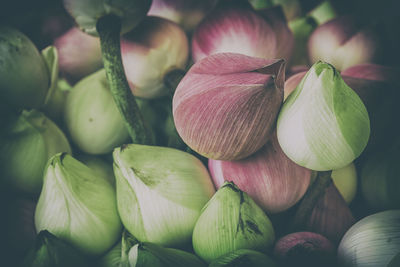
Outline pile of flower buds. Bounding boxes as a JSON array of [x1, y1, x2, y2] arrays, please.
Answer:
[[1, 0, 400, 266]]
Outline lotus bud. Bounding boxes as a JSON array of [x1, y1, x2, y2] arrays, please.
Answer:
[[0, 26, 50, 109], [209, 249, 277, 267], [0, 110, 72, 194], [192, 181, 275, 263], [191, 5, 294, 63], [63, 0, 152, 36], [54, 27, 102, 83], [35, 153, 122, 255], [338, 210, 400, 267], [277, 61, 370, 171], [273, 232, 336, 267], [128, 242, 206, 267], [208, 132, 311, 213], [64, 69, 129, 155], [148, 0, 217, 32], [360, 140, 400, 211], [77, 154, 115, 187], [331, 163, 357, 204], [173, 53, 285, 160], [113, 144, 215, 247], [21, 230, 89, 267], [121, 16, 189, 99], [308, 16, 380, 71], [305, 181, 356, 244]]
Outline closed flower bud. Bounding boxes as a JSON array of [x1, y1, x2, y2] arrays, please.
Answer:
[[209, 132, 311, 213], [173, 53, 285, 160], [128, 242, 206, 267], [0, 110, 71, 194], [277, 61, 370, 171], [21, 230, 89, 267], [0, 26, 50, 109], [308, 16, 380, 71], [63, 0, 152, 36], [148, 0, 217, 32], [54, 27, 102, 84], [35, 153, 122, 255], [121, 16, 189, 99], [192, 5, 293, 63], [113, 144, 215, 247], [192, 182, 275, 263], [64, 69, 129, 155]]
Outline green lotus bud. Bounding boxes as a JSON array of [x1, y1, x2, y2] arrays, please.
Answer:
[[113, 144, 215, 247], [0, 26, 50, 109], [63, 0, 152, 36], [64, 69, 129, 154], [209, 249, 277, 267], [21, 230, 89, 267], [0, 110, 71, 194], [192, 182, 275, 263], [128, 242, 206, 267], [35, 153, 122, 255], [277, 61, 370, 171]]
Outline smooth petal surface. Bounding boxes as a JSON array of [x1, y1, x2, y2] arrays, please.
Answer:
[[173, 53, 285, 160], [277, 61, 370, 171], [209, 133, 311, 213], [35, 154, 122, 255], [192, 6, 279, 62], [113, 144, 215, 247], [121, 16, 189, 98]]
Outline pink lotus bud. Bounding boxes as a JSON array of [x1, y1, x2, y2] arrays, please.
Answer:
[[54, 27, 102, 84], [308, 16, 380, 71], [121, 16, 189, 99], [273, 232, 336, 267], [173, 53, 285, 160], [148, 0, 217, 32], [192, 5, 294, 63], [208, 132, 311, 213]]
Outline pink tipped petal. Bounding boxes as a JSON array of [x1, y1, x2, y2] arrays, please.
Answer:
[[284, 71, 307, 100], [342, 63, 400, 84], [192, 7, 279, 62]]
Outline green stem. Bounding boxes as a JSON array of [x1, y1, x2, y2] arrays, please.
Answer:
[[291, 171, 332, 231], [96, 15, 153, 145]]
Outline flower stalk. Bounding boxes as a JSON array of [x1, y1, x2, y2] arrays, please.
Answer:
[[96, 15, 153, 145]]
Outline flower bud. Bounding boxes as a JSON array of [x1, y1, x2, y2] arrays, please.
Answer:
[[308, 16, 380, 71], [209, 249, 277, 267], [173, 53, 285, 160], [128, 242, 206, 267], [121, 16, 189, 99], [0, 110, 72, 194], [209, 132, 311, 213], [63, 0, 152, 36], [21, 230, 89, 267], [148, 0, 217, 32], [113, 144, 215, 247], [64, 69, 129, 155], [191, 5, 293, 63], [192, 182, 275, 263], [277, 61, 370, 171], [273, 232, 336, 267], [54, 27, 102, 84], [35, 153, 122, 255], [0, 26, 50, 109]]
